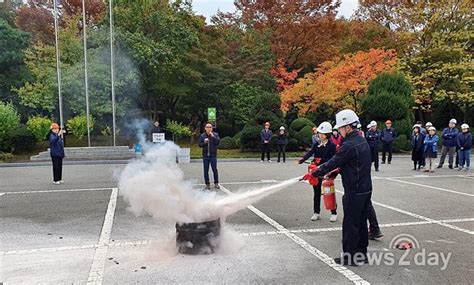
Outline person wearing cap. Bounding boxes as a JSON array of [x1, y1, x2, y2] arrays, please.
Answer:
[[260, 122, 273, 163], [411, 125, 425, 171], [381, 120, 397, 165], [366, 121, 381, 171], [199, 122, 221, 190], [49, 123, 65, 185], [457, 124, 472, 171], [276, 126, 288, 163], [299, 122, 338, 222], [437, 119, 459, 169], [330, 128, 343, 150], [304, 110, 373, 266], [423, 127, 439, 173]]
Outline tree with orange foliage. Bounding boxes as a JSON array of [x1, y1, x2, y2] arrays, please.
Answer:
[[269, 59, 301, 92], [281, 49, 397, 115]]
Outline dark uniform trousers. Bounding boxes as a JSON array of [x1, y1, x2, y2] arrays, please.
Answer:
[[342, 193, 371, 257]]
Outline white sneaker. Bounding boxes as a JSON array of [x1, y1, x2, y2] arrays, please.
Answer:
[[260, 160, 264, 163], [268, 160, 272, 163], [59, 180, 64, 184], [330, 214, 338, 222], [53, 181, 60, 185], [310, 213, 320, 221]]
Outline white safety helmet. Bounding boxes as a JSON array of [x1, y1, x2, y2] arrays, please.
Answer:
[[280, 126, 285, 130], [449, 118, 457, 124], [461, 123, 469, 130], [317, 122, 333, 134], [425, 122, 433, 127], [428, 126, 436, 132], [370, 121, 377, 127], [334, 109, 359, 129]]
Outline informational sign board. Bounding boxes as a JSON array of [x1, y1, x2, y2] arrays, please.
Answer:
[[208, 107, 216, 123], [152, 133, 165, 143]]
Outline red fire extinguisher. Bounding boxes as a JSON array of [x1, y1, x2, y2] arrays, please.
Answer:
[[307, 163, 319, 186], [321, 169, 339, 211]]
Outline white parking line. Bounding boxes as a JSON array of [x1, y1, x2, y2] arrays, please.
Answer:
[[460, 175, 474, 180], [335, 189, 474, 235], [3, 217, 473, 257], [0, 192, 5, 197], [386, 178, 474, 197], [87, 188, 118, 285], [3, 187, 112, 195], [219, 185, 370, 285]]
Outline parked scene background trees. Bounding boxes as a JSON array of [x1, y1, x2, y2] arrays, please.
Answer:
[[0, 0, 472, 154]]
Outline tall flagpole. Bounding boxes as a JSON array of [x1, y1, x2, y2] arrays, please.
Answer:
[[53, 0, 64, 128], [82, 0, 91, 147], [109, 0, 116, 146]]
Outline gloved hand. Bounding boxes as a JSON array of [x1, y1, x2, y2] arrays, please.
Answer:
[[298, 158, 305, 164]]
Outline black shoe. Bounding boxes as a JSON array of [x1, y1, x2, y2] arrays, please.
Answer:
[[375, 169, 379, 172], [333, 257, 360, 267], [214, 183, 220, 189], [437, 165, 442, 169], [448, 165, 453, 169], [381, 161, 385, 164], [205, 184, 211, 190], [388, 161, 391, 164], [369, 229, 384, 240]]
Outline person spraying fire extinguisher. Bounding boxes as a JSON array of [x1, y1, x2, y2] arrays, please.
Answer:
[[303, 109, 374, 267], [299, 122, 337, 222]]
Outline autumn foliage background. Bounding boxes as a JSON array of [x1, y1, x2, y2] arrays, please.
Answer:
[[0, 0, 472, 153]]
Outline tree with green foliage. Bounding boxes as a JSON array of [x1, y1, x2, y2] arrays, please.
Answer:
[[26, 116, 52, 141], [0, 19, 30, 105], [67, 114, 94, 140]]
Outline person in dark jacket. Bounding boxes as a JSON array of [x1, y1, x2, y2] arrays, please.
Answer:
[[381, 120, 396, 164], [366, 121, 380, 171], [424, 127, 439, 173], [305, 109, 373, 266], [457, 124, 472, 171], [276, 126, 288, 163], [411, 125, 425, 171], [49, 123, 65, 185], [260, 122, 273, 162], [199, 123, 221, 190], [438, 119, 459, 169], [150, 121, 163, 143], [299, 122, 337, 222]]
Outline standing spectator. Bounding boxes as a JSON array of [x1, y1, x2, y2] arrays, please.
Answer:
[[419, 122, 432, 168], [457, 124, 472, 171], [411, 125, 425, 171], [311, 126, 320, 145], [330, 128, 343, 150], [199, 123, 221, 190], [381, 120, 396, 164], [357, 123, 364, 137], [299, 122, 337, 222], [437, 119, 459, 169], [150, 121, 162, 142], [49, 123, 65, 185], [276, 126, 288, 163], [366, 121, 381, 172], [424, 127, 439, 173], [260, 122, 273, 163]]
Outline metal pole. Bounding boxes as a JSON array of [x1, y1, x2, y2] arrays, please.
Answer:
[[53, 0, 64, 128], [82, 0, 91, 147], [109, 0, 116, 146]]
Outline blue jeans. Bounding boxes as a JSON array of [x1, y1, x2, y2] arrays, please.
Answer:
[[203, 156, 218, 184], [458, 149, 471, 168]]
